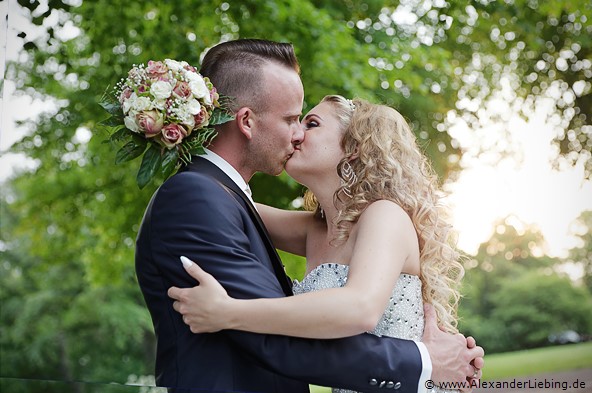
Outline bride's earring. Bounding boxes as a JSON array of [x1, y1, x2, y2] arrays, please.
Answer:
[[341, 161, 357, 198]]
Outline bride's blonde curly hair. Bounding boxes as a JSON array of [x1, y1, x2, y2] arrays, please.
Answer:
[[303, 95, 463, 333]]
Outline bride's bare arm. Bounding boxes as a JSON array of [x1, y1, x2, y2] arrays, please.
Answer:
[[169, 200, 419, 338], [255, 203, 313, 256]]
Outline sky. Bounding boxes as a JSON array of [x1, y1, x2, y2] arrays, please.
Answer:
[[2, 1, 591, 265], [444, 101, 592, 259]]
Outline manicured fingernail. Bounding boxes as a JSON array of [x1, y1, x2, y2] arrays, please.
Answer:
[[180, 256, 193, 269]]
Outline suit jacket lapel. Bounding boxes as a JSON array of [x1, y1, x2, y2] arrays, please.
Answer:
[[182, 157, 294, 296]]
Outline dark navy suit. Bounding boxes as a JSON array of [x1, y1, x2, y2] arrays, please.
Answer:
[[135, 157, 422, 392]]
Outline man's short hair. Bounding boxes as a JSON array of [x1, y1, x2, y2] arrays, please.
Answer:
[[200, 39, 300, 112]]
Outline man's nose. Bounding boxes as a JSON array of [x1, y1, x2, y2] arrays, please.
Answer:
[[292, 123, 305, 145]]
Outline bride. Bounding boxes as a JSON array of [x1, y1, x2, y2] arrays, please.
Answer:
[[169, 95, 481, 391]]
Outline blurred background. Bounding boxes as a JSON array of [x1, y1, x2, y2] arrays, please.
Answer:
[[1, 0, 591, 392]]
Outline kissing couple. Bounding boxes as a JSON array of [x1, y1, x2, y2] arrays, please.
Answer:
[[135, 38, 484, 393]]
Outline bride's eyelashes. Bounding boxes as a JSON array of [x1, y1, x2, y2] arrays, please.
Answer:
[[304, 119, 319, 130]]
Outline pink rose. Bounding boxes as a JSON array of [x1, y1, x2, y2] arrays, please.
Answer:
[[173, 81, 192, 99], [147, 60, 168, 77], [193, 106, 210, 128], [119, 87, 132, 104], [210, 87, 219, 106], [127, 67, 142, 79], [136, 110, 164, 137], [161, 123, 187, 147]]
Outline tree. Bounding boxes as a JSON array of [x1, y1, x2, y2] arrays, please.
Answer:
[[489, 271, 592, 352], [458, 217, 592, 353], [567, 210, 592, 292], [0, 187, 155, 391], [442, 0, 592, 176]]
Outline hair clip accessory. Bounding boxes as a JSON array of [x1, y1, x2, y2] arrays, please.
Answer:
[[346, 99, 355, 111]]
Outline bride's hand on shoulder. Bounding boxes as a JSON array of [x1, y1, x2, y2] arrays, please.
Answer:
[[168, 256, 234, 333]]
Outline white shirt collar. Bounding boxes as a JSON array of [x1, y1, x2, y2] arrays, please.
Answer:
[[200, 148, 254, 204]]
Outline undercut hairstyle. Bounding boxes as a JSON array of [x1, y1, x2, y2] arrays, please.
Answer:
[[200, 39, 300, 113]]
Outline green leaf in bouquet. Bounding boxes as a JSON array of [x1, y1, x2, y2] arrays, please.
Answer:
[[187, 128, 217, 156], [115, 138, 148, 164], [189, 145, 206, 156], [98, 125, 124, 144], [99, 100, 123, 117], [200, 127, 217, 144], [161, 147, 179, 179], [137, 144, 163, 189], [177, 144, 193, 165], [209, 109, 234, 126], [99, 115, 124, 127], [99, 86, 122, 114], [105, 127, 130, 144]]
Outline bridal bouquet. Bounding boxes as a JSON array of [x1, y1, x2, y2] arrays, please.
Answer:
[[100, 59, 233, 188]]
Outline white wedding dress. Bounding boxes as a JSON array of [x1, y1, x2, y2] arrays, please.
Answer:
[[292, 263, 457, 393]]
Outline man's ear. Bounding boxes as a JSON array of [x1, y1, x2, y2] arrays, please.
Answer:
[[235, 107, 254, 140]]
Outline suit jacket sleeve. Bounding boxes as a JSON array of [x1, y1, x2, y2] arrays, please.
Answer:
[[149, 172, 423, 392]]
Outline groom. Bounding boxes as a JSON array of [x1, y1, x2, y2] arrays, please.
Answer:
[[135, 39, 483, 392]]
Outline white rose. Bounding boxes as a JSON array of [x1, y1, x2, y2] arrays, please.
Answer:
[[152, 98, 167, 111], [184, 71, 201, 82], [180, 113, 195, 129], [202, 91, 212, 105], [122, 92, 137, 114], [175, 104, 196, 128], [185, 98, 202, 115], [164, 59, 182, 72], [151, 80, 173, 100], [133, 96, 152, 112], [124, 114, 140, 133], [189, 78, 209, 99]]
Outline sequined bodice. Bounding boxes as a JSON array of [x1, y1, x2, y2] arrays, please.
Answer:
[[293, 263, 424, 341], [293, 263, 456, 393]]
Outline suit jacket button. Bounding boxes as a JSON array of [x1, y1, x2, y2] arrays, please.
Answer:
[[379, 380, 386, 387], [386, 381, 394, 388], [394, 381, 402, 389], [369, 378, 378, 386]]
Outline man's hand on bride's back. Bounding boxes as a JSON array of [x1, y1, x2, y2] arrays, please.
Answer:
[[422, 303, 484, 392], [168, 256, 234, 333]]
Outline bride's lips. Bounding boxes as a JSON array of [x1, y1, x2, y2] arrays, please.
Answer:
[[288, 148, 299, 159]]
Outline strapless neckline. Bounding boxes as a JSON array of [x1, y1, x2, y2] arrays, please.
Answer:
[[292, 262, 457, 393], [302, 262, 419, 281]]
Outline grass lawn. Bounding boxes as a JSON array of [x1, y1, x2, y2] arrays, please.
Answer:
[[310, 342, 592, 392], [480, 341, 592, 380]]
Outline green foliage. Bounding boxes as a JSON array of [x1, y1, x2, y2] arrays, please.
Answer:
[[136, 144, 164, 189], [278, 250, 307, 282], [458, 218, 592, 354], [0, 203, 155, 389], [489, 272, 592, 352], [568, 211, 592, 292], [447, 0, 592, 175]]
